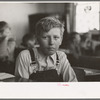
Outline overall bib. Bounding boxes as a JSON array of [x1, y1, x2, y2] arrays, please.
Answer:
[[28, 48, 63, 82]]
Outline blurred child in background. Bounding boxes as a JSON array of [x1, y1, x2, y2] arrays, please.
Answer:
[[0, 21, 16, 75]]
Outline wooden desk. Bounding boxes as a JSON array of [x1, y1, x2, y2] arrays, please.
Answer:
[[73, 67, 100, 82], [0, 72, 35, 82], [1, 77, 35, 82]]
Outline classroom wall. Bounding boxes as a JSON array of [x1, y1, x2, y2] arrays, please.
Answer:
[[0, 3, 65, 45]]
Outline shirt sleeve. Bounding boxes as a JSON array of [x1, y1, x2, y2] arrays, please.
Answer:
[[14, 50, 31, 79], [59, 51, 78, 82]]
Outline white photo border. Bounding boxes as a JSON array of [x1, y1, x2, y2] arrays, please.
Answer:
[[0, 0, 100, 99]]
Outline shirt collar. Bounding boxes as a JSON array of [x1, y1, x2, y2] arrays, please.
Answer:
[[35, 47, 56, 63]]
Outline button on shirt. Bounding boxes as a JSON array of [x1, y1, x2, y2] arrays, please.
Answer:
[[15, 48, 77, 82]]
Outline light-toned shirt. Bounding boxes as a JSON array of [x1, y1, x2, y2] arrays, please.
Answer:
[[15, 48, 77, 82]]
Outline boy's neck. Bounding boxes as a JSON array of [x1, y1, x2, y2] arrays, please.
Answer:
[[37, 47, 48, 57], [37, 47, 55, 57]]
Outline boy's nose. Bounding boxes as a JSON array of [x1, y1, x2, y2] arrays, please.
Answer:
[[49, 37, 54, 45]]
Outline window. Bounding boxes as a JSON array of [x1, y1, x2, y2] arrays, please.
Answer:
[[75, 2, 100, 33]]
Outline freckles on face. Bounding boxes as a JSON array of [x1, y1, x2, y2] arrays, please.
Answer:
[[38, 28, 62, 55]]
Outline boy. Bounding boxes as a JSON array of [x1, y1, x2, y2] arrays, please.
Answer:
[[15, 17, 77, 82]]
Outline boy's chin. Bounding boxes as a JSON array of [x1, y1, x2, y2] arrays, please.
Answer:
[[46, 51, 56, 56]]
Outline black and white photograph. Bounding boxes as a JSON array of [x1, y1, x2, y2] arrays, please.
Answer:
[[0, 1, 100, 98]]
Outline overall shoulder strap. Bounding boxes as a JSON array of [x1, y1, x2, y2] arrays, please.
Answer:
[[56, 52, 59, 66], [28, 48, 36, 64]]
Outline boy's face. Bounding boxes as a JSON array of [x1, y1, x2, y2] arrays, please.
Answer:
[[37, 28, 63, 56]]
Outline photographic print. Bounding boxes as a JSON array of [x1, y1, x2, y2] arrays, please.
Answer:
[[0, 0, 100, 99]]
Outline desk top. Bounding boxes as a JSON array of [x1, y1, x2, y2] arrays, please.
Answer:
[[0, 72, 35, 82], [1, 77, 35, 82], [74, 67, 100, 76]]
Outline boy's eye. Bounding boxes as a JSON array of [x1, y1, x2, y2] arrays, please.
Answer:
[[54, 36, 59, 40], [42, 36, 48, 39]]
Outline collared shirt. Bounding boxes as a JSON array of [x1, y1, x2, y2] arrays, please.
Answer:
[[15, 48, 77, 82]]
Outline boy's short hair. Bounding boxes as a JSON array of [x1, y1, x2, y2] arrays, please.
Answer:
[[35, 16, 64, 37]]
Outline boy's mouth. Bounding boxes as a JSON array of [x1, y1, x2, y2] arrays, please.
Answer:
[[48, 47, 55, 50], [47, 48, 56, 53]]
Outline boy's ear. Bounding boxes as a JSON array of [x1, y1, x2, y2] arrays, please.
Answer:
[[59, 36, 63, 45]]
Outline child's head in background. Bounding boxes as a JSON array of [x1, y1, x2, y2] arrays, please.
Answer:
[[21, 33, 35, 48], [0, 21, 11, 41], [35, 16, 64, 56]]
